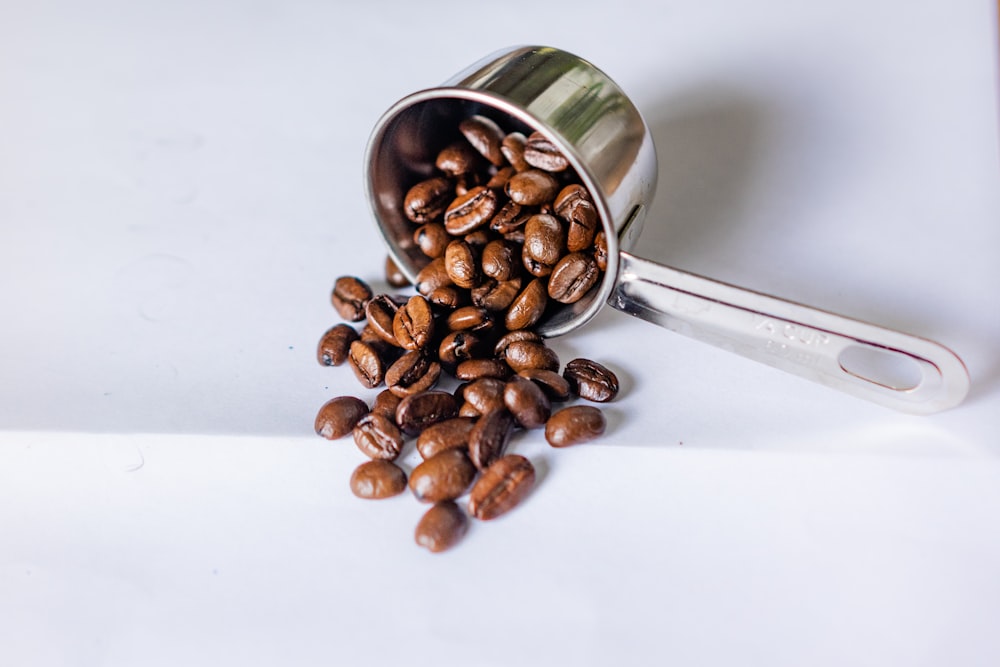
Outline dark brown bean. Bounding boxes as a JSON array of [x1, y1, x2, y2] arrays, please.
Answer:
[[489, 200, 531, 234], [446, 306, 493, 333], [404, 176, 453, 223], [504, 340, 559, 373], [350, 460, 407, 499], [426, 285, 467, 309], [314, 396, 368, 439], [554, 183, 589, 212], [459, 115, 505, 166], [547, 252, 600, 304], [409, 448, 477, 502], [593, 230, 608, 271], [371, 389, 402, 421], [393, 295, 435, 351], [454, 359, 512, 381], [414, 222, 451, 258], [385, 350, 441, 397], [506, 170, 559, 206], [365, 294, 403, 346], [444, 240, 480, 289], [458, 402, 481, 418], [503, 376, 551, 429], [416, 417, 476, 460], [563, 358, 620, 402], [348, 340, 384, 388], [463, 229, 492, 247], [517, 368, 572, 402], [500, 131, 530, 172], [486, 165, 515, 190], [353, 413, 404, 460], [414, 257, 452, 295], [462, 377, 507, 416], [523, 214, 565, 267], [468, 409, 516, 470], [468, 454, 535, 520], [481, 239, 520, 281], [384, 255, 410, 288], [330, 276, 372, 322], [523, 131, 570, 172], [415, 501, 468, 553], [494, 330, 543, 361], [545, 405, 606, 447], [471, 277, 521, 311], [438, 331, 481, 368], [317, 323, 358, 366], [435, 141, 482, 177], [444, 186, 498, 235], [505, 278, 548, 331], [556, 185, 599, 252], [395, 390, 459, 436]]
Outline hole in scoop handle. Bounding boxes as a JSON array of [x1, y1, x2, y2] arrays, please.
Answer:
[[610, 251, 969, 414]]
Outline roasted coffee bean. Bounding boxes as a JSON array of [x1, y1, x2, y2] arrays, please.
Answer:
[[468, 454, 535, 520], [468, 409, 515, 470], [404, 176, 453, 223], [446, 306, 493, 333], [503, 229, 526, 244], [548, 252, 600, 304], [444, 240, 480, 289], [444, 186, 498, 235], [459, 115, 505, 166], [315, 396, 368, 439], [384, 255, 410, 288], [365, 294, 403, 346], [348, 340, 385, 388], [524, 131, 570, 172], [371, 389, 402, 421], [505, 278, 548, 331], [426, 286, 466, 309], [563, 358, 620, 402], [414, 222, 451, 258], [385, 350, 441, 397], [416, 417, 476, 460], [317, 323, 358, 366], [350, 459, 407, 499], [486, 165, 516, 190], [454, 359, 512, 381], [503, 376, 551, 429], [393, 295, 435, 351], [415, 257, 452, 295], [556, 185, 599, 252], [330, 276, 372, 321], [415, 501, 468, 553], [554, 183, 588, 212], [523, 214, 565, 267], [395, 390, 459, 436], [593, 230, 608, 271], [517, 368, 572, 402], [471, 277, 521, 311], [481, 239, 520, 281], [435, 141, 482, 177], [493, 329, 542, 360], [489, 200, 531, 235], [463, 229, 492, 247], [353, 412, 404, 460], [545, 405, 606, 447], [409, 448, 477, 502], [438, 331, 480, 368], [500, 131, 530, 172], [504, 339, 559, 373], [506, 169, 559, 206], [462, 377, 507, 416]]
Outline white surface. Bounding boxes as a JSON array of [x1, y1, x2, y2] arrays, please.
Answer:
[[1, 1, 999, 665]]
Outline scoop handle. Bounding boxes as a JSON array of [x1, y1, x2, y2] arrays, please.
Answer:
[[609, 251, 969, 414]]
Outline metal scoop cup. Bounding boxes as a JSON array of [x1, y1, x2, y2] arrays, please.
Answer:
[[364, 45, 968, 414]]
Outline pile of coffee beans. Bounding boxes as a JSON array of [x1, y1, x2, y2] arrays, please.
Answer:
[[315, 113, 620, 553]]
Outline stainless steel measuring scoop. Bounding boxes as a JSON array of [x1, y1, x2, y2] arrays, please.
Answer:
[[364, 45, 969, 414]]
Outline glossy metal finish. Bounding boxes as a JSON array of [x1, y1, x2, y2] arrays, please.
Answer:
[[365, 46, 969, 413]]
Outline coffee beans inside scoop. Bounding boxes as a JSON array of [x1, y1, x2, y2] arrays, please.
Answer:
[[315, 114, 620, 553]]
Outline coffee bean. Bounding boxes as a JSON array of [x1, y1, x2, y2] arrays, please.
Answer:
[[438, 331, 480, 368], [409, 448, 477, 502], [444, 239, 480, 289], [365, 294, 403, 346], [463, 229, 492, 248], [545, 405, 606, 447], [458, 402, 481, 418], [395, 390, 459, 436], [331, 276, 372, 321], [517, 368, 571, 402], [468, 454, 535, 520], [493, 329, 543, 361], [446, 306, 493, 333], [454, 359, 512, 381], [435, 141, 482, 177], [350, 460, 407, 499], [415, 257, 452, 295], [548, 252, 600, 304], [523, 214, 565, 267], [385, 350, 441, 397], [555, 185, 599, 252], [505, 278, 548, 331], [489, 200, 531, 235], [524, 131, 569, 172], [481, 239, 520, 281], [393, 295, 435, 351], [471, 276, 521, 311], [504, 340, 559, 373], [353, 412, 404, 460], [503, 376, 551, 429], [486, 165, 515, 190], [404, 176, 453, 223], [317, 323, 358, 366], [500, 131, 530, 172], [563, 358, 620, 402], [384, 255, 410, 288], [468, 409, 515, 470], [444, 186, 498, 235], [416, 417, 476, 460], [315, 396, 368, 439], [371, 389, 402, 421], [414, 222, 451, 258], [415, 501, 468, 553], [459, 115, 505, 166], [506, 169, 559, 206], [427, 285, 467, 309], [462, 377, 507, 416], [593, 230, 608, 271], [348, 340, 385, 388]]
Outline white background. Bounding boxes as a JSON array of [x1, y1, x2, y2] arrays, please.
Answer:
[[1, 1, 998, 665]]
